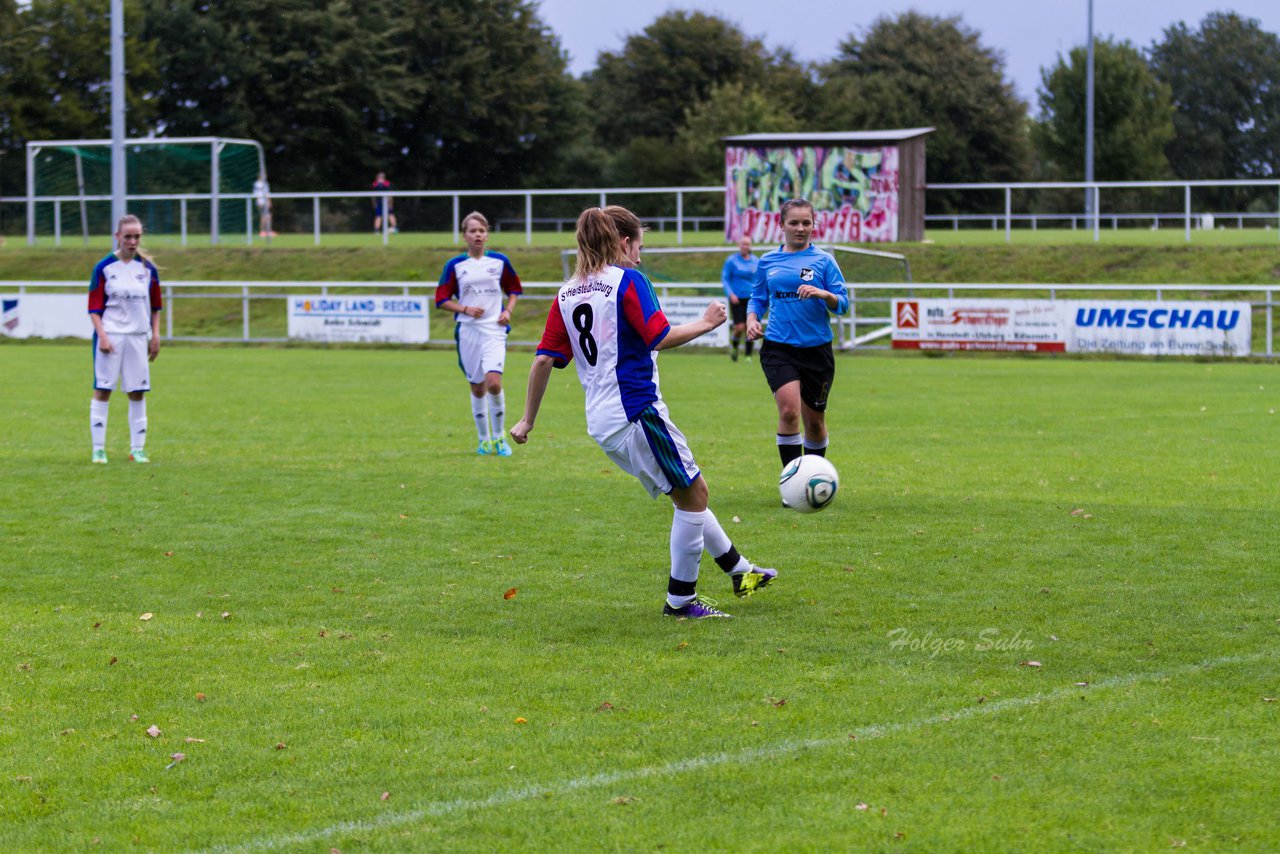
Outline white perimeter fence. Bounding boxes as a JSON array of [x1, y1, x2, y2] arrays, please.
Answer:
[[5, 179, 1280, 247], [6, 281, 1275, 357]]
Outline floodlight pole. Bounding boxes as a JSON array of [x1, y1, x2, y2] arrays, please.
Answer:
[[110, 0, 127, 234], [1084, 0, 1095, 232]]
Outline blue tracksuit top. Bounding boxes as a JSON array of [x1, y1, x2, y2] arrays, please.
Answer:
[[748, 245, 849, 347], [721, 252, 758, 300]]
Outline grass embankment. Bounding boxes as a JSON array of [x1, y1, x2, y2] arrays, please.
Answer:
[[2, 241, 1278, 286], [2, 241, 1276, 344]]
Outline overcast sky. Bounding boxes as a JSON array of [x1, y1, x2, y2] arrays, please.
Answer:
[[537, 0, 1279, 107]]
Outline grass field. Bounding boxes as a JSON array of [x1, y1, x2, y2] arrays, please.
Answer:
[[2, 343, 1278, 851]]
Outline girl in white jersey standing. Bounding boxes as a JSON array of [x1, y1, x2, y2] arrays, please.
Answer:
[[87, 214, 163, 464], [435, 211, 523, 456], [510, 206, 777, 619]]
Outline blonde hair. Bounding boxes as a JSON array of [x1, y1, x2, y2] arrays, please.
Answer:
[[115, 214, 153, 264], [572, 208, 622, 280], [602, 205, 644, 245], [460, 211, 490, 231]]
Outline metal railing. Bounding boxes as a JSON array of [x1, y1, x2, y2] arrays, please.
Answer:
[[8, 178, 1280, 248], [7, 280, 1272, 356]]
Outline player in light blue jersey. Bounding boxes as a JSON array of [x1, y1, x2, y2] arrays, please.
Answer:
[[721, 234, 758, 362], [747, 198, 849, 468]]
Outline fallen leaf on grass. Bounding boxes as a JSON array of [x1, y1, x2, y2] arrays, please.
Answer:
[[855, 802, 869, 811], [17, 663, 31, 672], [145, 725, 162, 738], [675, 641, 688, 651], [60, 728, 76, 736], [612, 796, 638, 805], [184, 737, 206, 743], [164, 551, 174, 557], [1075, 682, 1090, 687], [380, 791, 391, 802], [1020, 661, 1042, 668], [514, 717, 528, 725], [275, 742, 287, 751], [164, 753, 186, 770], [595, 702, 614, 712], [1069, 508, 1092, 518], [92, 622, 101, 630], [108, 656, 117, 666], [766, 697, 787, 707], [139, 613, 153, 621], [195, 693, 206, 702], [731, 516, 741, 523], [1264, 697, 1276, 703], [503, 588, 518, 600], [220, 612, 231, 620]]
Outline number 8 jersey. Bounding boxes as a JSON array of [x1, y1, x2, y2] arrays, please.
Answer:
[[536, 265, 671, 450]]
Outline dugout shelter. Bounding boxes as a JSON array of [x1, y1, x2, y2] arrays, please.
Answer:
[[722, 128, 933, 244]]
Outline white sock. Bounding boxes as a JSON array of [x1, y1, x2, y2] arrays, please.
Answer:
[[667, 508, 704, 608], [470, 394, 490, 442], [487, 391, 505, 438], [90, 399, 109, 450], [702, 509, 750, 573], [128, 398, 148, 450], [803, 436, 829, 452]]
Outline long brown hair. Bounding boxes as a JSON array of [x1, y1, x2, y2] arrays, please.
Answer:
[[572, 207, 621, 280]]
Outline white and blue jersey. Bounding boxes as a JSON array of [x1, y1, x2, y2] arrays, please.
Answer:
[[749, 245, 849, 347], [721, 252, 758, 300], [435, 251, 522, 330], [536, 265, 671, 451], [88, 253, 162, 335]]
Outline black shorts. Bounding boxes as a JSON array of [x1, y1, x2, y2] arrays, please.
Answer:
[[759, 339, 835, 412], [728, 298, 748, 326]]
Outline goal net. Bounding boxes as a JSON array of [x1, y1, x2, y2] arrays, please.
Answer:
[[28, 137, 264, 243]]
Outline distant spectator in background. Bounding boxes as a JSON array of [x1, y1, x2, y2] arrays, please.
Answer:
[[253, 172, 275, 238], [721, 234, 758, 362], [372, 171, 398, 233]]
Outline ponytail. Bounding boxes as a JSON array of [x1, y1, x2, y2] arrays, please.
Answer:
[[572, 208, 621, 280]]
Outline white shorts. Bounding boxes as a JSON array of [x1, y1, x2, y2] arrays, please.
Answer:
[[93, 332, 151, 393], [603, 402, 700, 499], [455, 323, 507, 384]]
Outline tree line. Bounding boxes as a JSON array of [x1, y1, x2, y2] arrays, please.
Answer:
[[2, 2, 1277, 209]]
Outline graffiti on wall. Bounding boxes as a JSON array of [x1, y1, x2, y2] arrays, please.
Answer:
[[725, 145, 900, 243]]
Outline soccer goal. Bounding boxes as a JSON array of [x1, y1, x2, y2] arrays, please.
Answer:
[[558, 244, 912, 349], [25, 137, 265, 245]]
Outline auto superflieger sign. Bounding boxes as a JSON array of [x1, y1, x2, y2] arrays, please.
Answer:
[[892, 298, 1251, 356]]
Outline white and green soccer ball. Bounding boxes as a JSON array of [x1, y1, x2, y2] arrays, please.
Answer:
[[779, 455, 839, 513]]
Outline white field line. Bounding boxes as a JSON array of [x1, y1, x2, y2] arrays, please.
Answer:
[[198, 651, 1269, 854]]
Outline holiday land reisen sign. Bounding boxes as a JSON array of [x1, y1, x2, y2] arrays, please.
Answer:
[[891, 298, 1251, 357], [288, 295, 429, 343]]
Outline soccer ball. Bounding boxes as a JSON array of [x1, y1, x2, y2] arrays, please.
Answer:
[[779, 455, 839, 513]]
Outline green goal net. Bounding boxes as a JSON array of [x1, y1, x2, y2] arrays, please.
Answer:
[[28, 137, 264, 243]]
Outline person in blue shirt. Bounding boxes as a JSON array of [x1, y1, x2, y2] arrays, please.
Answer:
[[721, 235, 758, 362], [746, 198, 850, 468]]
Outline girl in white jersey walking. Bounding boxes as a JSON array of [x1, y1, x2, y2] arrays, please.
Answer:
[[435, 211, 523, 456], [87, 214, 162, 464], [510, 206, 777, 619]]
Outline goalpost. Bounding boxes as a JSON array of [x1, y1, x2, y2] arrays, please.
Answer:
[[558, 244, 912, 349], [25, 137, 265, 246]]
